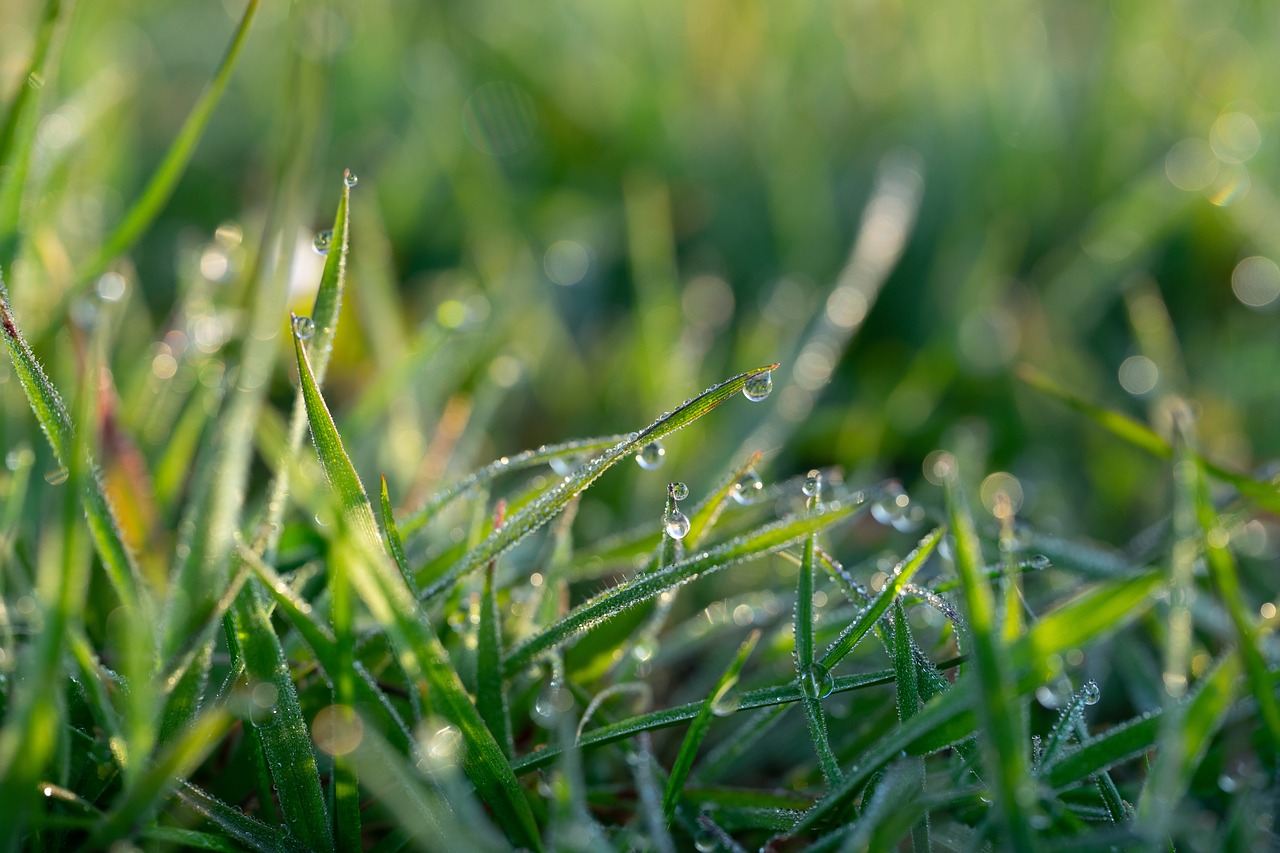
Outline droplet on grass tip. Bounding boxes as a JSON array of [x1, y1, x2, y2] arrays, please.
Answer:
[[1081, 680, 1101, 706], [742, 369, 773, 402], [292, 315, 315, 340], [669, 482, 689, 501], [312, 229, 333, 255], [664, 509, 690, 540], [635, 440, 665, 470], [343, 170, 358, 188], [802, 470, 822, 498], [731, 470, 763, 505], [799, 663, 834, 699], [711, 689, 742, 717], [533, 681, 574, 724]]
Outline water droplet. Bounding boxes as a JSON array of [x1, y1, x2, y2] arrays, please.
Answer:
[[731, 471, 764, 505], [742, 370, 773, 402], [44, 466, 69, 486], [871, 482, 911, 527], [635, 441, 665, 470], [669, 482, 689, 501], [5, 447, 33, 471], [664, 509, 690, 540], [693, 827, 718, 853], [312, 229, 333, 255], [292, 315, 315, 340], [1081, 680, 1101, 706], [632, 640, 656, 663], [1219, 774, 1239, 793], [549, 454, 584, 476], [799, 663, 834, 699], [343, 170, 358, 188], [711, 689, 741, 717], [533, 682, 575, 724], [1035, 685, 1063, 709], [802, 470, 822, 498], [1029, 554, 1051, 570]]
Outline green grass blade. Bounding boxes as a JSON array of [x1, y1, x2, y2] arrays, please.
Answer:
[[944, 465, 1036, 849], [328, 534, 362, 851], [87, 709, 233, 847], [227, 582, 333, 851], [420, 363, 780, 598], [1017, 364, 1280, 514], [0, 0, 69, 264], [818, 525, 942, 670], [397, 433, 628, 538], [0, 274, 144, 613], [795, 530, 840, 787], [892, 599, 931, 853], [379, 475, 420, 596], [177, 782, 310, 853], [255, 173, 352, 558], [1190, 459, 1280, 752], [684, 451, 764, 547], [478, 530, 514, 757], [71, 0, 261, 290], [663, 629, 760, 819], [513, 667, 904, 775], [505, 496, 866, 676], [292, 329, 543, 850]]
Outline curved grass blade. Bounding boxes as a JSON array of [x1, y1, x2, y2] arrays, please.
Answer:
[[1017, 364, 1280, 514], [71, 0, 261, 290], [254, 172, 352, 558], [818, 525, 942, 671], [293, 329, 542, 850], [420, 363, 780, 599], [398, 434, 627, 538], [177, 783, 310, 853], [504, 496, 865, 676], [663, 629, 760, 819], [684, 451, 764, 547], [0, 0, 70, 265], [379, 475, 420, 596], [943, 466, 1035, 848], [0, 274, 144, 616], [513, 667, 903, 775]]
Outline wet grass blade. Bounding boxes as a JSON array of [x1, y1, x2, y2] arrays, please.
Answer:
[[892, 599, 931, 853], [513, 667, 903, 774], [177, 783, 309, 853], [478, 508, 514, 756], [72, 0, 261, 290], [420, 364, 780, 598], [663, 629, 760, 819], [0, 274, 144, 613], [379, 475, 420, 596], [505, 497, 865, 676], [685, 451, 764, 546], [944, 465, 1036, 849], [818, 526, 942, 670], [255, 173, 352, 558], [1017, 364, 1280, 514], [293, 329, 543, 850], [795, 531, 840, 787]]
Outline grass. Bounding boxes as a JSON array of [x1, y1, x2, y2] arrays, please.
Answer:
[[3, 0, 1280, 850]]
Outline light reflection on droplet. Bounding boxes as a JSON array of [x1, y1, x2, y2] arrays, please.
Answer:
[[979, 472, 1024, 518]]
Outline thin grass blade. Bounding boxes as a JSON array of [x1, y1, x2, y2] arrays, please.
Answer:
[[505, 496, 866, 676], [795, 529, 840, 787], [420, 363, 780, 598], [663, 629, 760, 819], [177, 783, 310, 853]]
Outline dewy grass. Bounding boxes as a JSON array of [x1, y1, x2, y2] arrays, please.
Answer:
[[2, 17, 1279, 846]]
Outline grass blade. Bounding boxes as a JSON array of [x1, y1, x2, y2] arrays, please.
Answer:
[[795, 522, 840, 787], [177, 783, 309, 853], [420, 363, 780, 598], [292, 327, 543, 850], [663, 629, 760, 819], [818, 525, 942, 670], [684, 451, 764, 547], [478, 504, 514, 757], [72, 0, 262, 290], [1017, 364, 1280, 514], [505, 496, 866, 676], [892, 599, 931, 853], [943, 462, 1036, 849]]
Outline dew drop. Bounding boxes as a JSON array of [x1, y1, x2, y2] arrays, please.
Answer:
[[1081, 680, 1101, 706], [292, 315, 316, 340], [711, 689, 742, 717], [669, 482, 689, 501], [693, 827, 718, 853], [343, 170, 358, 188], [632, 640, 656, 663], [549, 454, 584, 476], [664, 509, 691, 540], [1035, 685, 1063, 709], [533, 681, 575, 724], [799, 663, 834, 699], [731, 471, 764, 505], [312, 229, 333, 255], [801, 469, 822, 499], [871, 482, 910, 527], [1028, 554, 1051, 570], [742, 370, 773, 402], [44, 466, 69, 486], [635, 441, 665, 470], [6, 447, 34, 471]]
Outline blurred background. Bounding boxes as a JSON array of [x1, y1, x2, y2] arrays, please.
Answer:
[[2, 0, 1279, 551]]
